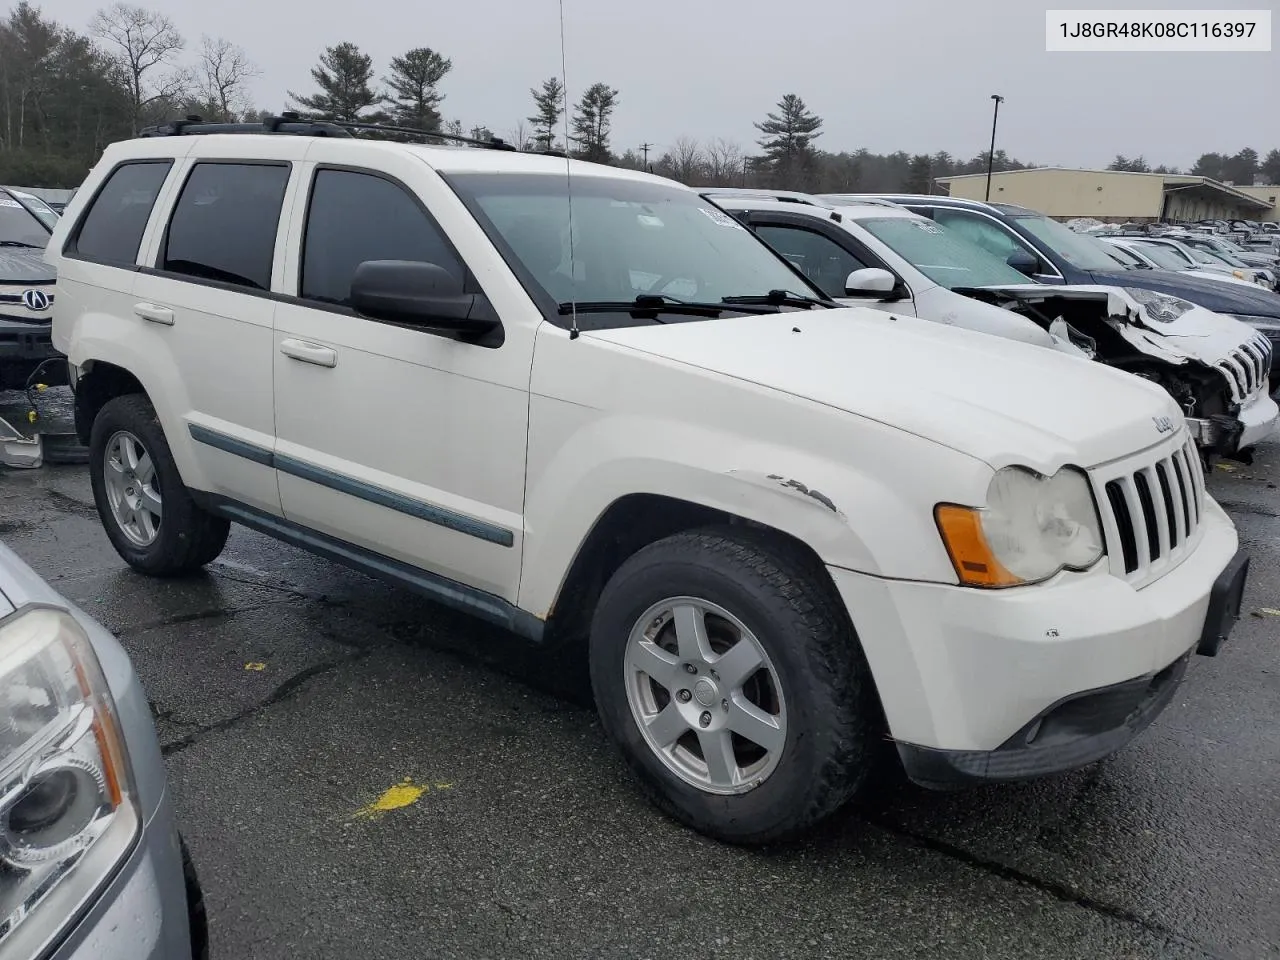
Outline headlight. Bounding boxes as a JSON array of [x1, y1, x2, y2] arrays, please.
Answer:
[[0, 608, 139, 955], [935, 466, 1105, 588], [1123, 287, 1195, 323]]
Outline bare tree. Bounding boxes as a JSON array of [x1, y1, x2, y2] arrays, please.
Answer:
[[665, 135, 706, 184], [705, 137, 746, 186], [90, 2, 185, 131], [197, 35, 258, 121], [507, 118, 532, 151]]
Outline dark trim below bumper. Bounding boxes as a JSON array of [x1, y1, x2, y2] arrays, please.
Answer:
[[899, 548, 1249, 790]]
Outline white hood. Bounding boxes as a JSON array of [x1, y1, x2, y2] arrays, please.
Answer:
[[585, 307, 1183, 470]]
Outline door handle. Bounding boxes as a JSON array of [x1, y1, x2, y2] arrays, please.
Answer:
[[280, 338, 337, 368], [134, 303, 174, 325]]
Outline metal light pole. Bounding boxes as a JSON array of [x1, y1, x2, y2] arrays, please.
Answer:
[[985, 94, 1004, 202]]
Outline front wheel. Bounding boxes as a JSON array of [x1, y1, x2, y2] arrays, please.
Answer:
[[88, 394, 229, 576], [589, 527, 880, 845]]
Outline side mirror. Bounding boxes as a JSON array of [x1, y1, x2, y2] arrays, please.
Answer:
[[1006, 249, 1039, 274], [350, 260, 498, 336], [844, 267, 898, 296]]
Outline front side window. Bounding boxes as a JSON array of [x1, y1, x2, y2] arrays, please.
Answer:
[[443, 172, 820, 326], [70, 161, 173, 265], [932, 209, 1038, 266], [0, 190, 49, 249], [754, 225, 868, 298], [856, 216, 1031, 288], [301, 169, 463, 306], [162, 162, 290, 290]]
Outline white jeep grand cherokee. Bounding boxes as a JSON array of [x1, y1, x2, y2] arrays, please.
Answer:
[[45, 117, 1249, 844]]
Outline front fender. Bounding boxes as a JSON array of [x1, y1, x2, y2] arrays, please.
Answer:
[[516, 405, 991, 619]]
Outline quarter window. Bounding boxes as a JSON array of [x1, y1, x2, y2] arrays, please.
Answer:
[[70, 161, 173, 265], [754, 225, 868, 298], [162, 162, 290, 290], [300, 169, 462, 306]]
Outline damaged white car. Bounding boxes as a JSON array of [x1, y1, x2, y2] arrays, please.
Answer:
[[704, 190, 1277, 462]]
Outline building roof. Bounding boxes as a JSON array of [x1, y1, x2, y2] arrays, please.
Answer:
[[934, 167, 1272, 211]]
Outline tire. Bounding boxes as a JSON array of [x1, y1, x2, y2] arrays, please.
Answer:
[[179, 833, 210, 960], [88, 394, 229, 575], [588, 525, 879, 845]]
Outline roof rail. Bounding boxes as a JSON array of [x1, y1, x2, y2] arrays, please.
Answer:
[[138, 113, 537, 153]]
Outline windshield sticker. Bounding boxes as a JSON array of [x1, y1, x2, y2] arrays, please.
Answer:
[[698, 207, 744, 229], [911, 220, 941, 234], [0, 197, 22, 208]]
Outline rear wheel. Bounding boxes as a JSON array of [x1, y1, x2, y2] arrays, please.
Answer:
[[88, 394, 229, 575], [589, 526, 879, 845]]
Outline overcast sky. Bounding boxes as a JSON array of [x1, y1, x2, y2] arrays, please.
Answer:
[[52, 0, 1278, 169]]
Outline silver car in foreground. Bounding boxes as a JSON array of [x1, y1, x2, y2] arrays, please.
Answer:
[[0, 542, 204, 959]]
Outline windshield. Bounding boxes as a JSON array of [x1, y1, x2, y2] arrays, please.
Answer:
[[7, 191, 59, 232], [1010, 214, 1125, 272], [442, 172, 819, 326], [0, 191, 49, 248], [856, 215, 1032, 288], [1128, 241, 1192, 271], [1185, 239, 1249, 267], [1101, 243, 1146, 268]]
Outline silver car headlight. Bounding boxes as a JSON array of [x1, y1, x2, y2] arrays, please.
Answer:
[[1123, 287, 1195, 323], [936, 466, 1105, 587], [0, 608, 139, 954]]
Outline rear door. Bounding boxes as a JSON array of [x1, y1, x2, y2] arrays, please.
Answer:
[[130, 138, 307, 515]]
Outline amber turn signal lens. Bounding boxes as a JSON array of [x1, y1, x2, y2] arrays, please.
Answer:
[[934, 504, 1022, 587]]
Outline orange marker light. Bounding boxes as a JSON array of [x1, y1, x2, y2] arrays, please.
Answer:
[[934, 504, 1022, 588]]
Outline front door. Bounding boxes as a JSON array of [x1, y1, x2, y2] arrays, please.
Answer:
[[271, 160, 532, 602]]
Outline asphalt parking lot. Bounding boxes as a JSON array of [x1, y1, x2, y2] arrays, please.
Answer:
[[2, 389, 1279, 960]]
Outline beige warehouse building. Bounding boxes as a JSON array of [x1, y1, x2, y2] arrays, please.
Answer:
[[935, 168, 1277, 224]]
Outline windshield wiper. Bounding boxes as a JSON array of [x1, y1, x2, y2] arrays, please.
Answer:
[[0, 240, 43, 248], [721, 289, 833, 309], [557, 296, 723, 318]]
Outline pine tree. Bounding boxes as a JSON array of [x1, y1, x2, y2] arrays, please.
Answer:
[[384, 47, 451, 131], [754, 94, 822, 188], [288, 42, 384, 122], [570, 82, 619, 163], [528, 76, 565, 150]]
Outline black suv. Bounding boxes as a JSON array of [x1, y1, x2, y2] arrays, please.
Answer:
[[829, 194, 1280, 388]]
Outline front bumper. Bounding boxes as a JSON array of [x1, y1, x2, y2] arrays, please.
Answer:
[[50, 789, 195, 960], [828, 496, 1242, 779], [1185, 387, 1279, 456], [0, 318, 57, 386], [897, 547, 1248, 788]]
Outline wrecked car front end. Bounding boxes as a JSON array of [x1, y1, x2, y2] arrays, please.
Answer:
[[964, 284, 1278, 463]]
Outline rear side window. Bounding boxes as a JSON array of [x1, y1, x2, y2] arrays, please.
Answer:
[[162, 162, 290, 291], [71, 161, 172, 265], [300, 169, 462, 306]]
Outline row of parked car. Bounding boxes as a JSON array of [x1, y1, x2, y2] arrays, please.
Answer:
[[1, 114, 1278, 956]]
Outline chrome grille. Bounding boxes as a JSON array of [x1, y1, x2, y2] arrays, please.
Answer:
[[1216, 334, 1272, 402], [1094, 435, 1205, 585]]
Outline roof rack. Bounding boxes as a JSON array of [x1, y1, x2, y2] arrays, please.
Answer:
[[138, 113, 538, 154]]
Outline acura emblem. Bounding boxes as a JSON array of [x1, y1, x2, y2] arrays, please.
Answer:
[[21, 289, 50, 311], [1152, 415, 1175, 434]]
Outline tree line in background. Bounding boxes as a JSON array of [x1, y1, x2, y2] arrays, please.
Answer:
[[4, 1, 1280, 194]]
